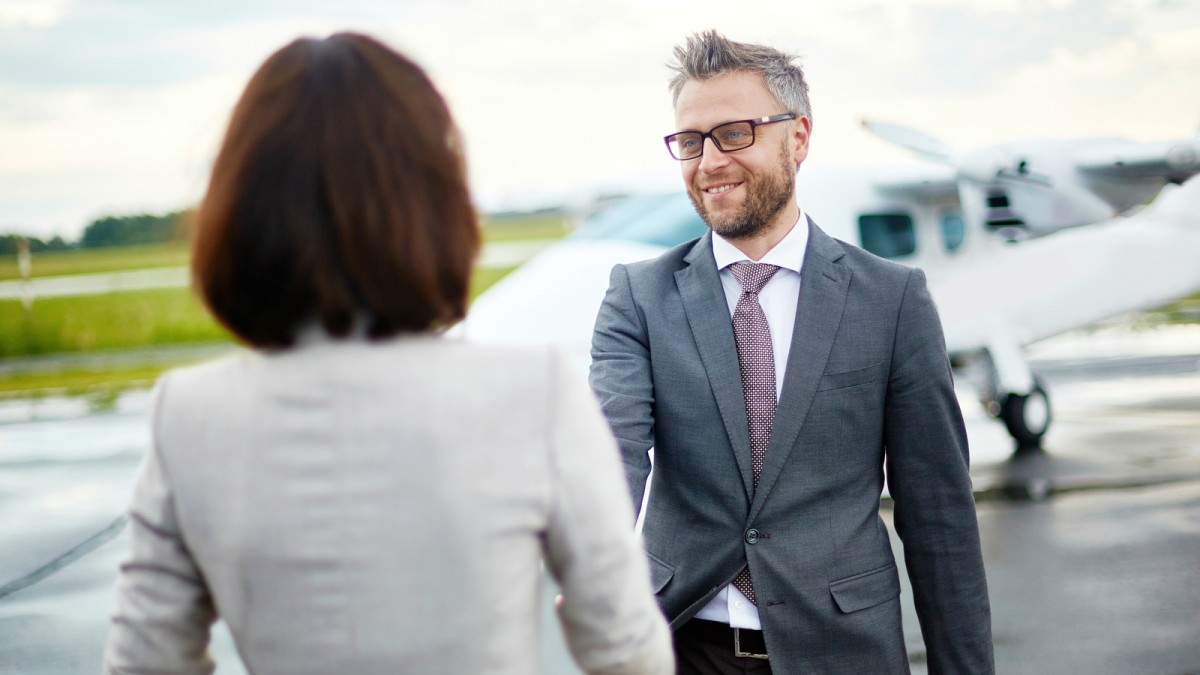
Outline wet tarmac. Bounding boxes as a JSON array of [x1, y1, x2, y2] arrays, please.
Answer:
[[1, 326, 1198, 674]]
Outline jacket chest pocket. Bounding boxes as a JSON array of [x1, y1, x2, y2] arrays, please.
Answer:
[[815, 362, 884, 392]]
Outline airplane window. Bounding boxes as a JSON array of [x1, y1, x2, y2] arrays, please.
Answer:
[[941, 212, 965, 253], [858, 213, 916, 259], [570, 193, 708, 247]]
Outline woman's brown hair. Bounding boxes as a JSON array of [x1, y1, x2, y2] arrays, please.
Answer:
[[193, 32, 478, 348]]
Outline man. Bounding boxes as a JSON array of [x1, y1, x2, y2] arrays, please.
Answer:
[[589, 31, 993, 674]]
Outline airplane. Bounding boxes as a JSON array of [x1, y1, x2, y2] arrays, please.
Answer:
[[857, 120, 1200, 242], [461, 126, 1200, 450]]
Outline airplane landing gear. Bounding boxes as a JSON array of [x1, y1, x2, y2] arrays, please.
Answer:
[[1000, 378, 1051, 449], [966, 340, 1054, 450]]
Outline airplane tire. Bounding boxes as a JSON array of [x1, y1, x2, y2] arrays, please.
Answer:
[[1001, 379, 1051, 449]]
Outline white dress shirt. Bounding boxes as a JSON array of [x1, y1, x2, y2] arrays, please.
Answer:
[[693, 211, 809, 630]]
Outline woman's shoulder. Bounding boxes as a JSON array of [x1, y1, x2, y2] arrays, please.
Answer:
[[412, 337, 574, 370], [152, 337, 584, 413], [149, 348, 262, 421], [154, 347, 255, 390], [385, 337, 581, 390]]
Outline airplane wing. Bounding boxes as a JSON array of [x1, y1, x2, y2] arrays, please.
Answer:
[[1076, 138, 1200, 182], [872, 167, 959, 202]]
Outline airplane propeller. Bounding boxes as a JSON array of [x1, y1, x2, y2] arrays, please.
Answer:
[[861, 119, 1053, 187], [859, 120, 953, 163]]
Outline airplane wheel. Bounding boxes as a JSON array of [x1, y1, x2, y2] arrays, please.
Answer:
[[1001, 379, 1051, 449]]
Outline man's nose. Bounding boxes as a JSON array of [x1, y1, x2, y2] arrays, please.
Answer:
[[697, 137, 730, 172]]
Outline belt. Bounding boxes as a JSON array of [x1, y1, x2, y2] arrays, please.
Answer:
[[679, 619, 769, 660]]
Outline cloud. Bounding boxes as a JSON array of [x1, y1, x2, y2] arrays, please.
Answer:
[[0, 0, 73, 30]]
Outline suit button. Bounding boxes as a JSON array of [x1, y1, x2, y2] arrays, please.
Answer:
[[745, 529, 760, 544]]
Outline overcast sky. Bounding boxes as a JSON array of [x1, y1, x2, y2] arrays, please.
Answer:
[[1, 0, 1198, 238]]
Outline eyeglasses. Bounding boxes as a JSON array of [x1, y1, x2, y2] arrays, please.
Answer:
[[664, 113, 796, 161]]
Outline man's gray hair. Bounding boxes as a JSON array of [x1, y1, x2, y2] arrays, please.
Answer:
[[668, 30, 811, 123]]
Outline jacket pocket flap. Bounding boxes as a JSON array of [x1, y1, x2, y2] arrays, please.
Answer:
[[816, 362, 884, 392], [829, 564, 899, 613], [645, 551, 675, 594]]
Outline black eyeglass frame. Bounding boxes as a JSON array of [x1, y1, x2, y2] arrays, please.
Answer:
[[663, 112, 797, 161]]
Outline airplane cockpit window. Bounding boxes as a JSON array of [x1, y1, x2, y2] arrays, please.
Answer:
[[941, 211, 966, 253], [570, 193, 708, 247], [858, 213, 916, 259]]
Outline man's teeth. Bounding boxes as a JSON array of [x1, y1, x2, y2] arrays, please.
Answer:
[[705, 184, 737, 194]]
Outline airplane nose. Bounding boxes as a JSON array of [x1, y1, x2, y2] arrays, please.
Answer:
[[1166, 141, 1199, 170]]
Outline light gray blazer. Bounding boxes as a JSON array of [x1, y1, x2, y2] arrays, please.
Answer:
[[590, 222, 993, 674], [104, 334, 672, 675]]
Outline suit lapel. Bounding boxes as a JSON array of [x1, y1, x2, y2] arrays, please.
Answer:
[[750, 219, 849, 520], [675, 233, 755, 499]]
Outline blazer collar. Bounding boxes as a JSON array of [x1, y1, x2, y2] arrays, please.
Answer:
[[677, 231, 757, 498]]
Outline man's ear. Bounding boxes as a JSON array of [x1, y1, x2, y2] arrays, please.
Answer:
[[792, 115, 812, 166]]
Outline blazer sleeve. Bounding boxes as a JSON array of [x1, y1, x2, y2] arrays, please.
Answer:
[[883, 268, 995, 674], [104, 377, 218, 675], [543, 349, 674, 675], [589, 263, 655, 517]]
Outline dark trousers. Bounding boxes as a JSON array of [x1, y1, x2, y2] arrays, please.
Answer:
[[673, 620, 773, 675]]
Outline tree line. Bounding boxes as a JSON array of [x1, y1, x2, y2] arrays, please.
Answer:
[[0, 209, 194, 255]]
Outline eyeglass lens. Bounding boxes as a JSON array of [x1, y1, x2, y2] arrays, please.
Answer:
[[669, 121, 755, 160]]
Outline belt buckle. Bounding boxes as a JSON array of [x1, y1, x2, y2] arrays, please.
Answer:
[[733, 628, 768, 660]]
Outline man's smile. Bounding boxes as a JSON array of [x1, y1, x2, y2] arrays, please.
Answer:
[[703, 182, 743, 195]]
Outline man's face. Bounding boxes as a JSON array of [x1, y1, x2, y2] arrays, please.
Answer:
[[673, 71, 810, 239]]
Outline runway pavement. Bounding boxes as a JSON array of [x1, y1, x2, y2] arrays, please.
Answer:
[[0, 325, 1197, 674]]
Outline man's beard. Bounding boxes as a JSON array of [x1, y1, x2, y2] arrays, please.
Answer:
[[688, 142, 795, 240]]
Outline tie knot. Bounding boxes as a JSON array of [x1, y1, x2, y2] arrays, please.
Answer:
[[730, 262, 779, 295]]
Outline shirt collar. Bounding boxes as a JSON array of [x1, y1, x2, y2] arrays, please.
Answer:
[[712, 209, 808, 274]]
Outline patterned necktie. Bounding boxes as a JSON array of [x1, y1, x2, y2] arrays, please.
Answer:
[[728, 261, 779, 606]]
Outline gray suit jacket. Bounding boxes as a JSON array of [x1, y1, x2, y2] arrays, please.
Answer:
[[104, 334, 673, 675], [590, 221, 993, 674]]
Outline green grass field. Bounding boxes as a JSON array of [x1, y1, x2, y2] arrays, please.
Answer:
[[0, 214, 569, 282], [0, 264, 518, 358], [481, 213, 572, 242], [0, 213, 562, 397], [0, 262, 521, 398], [0, 288, 228, 358], [0, 241, 191, 281]]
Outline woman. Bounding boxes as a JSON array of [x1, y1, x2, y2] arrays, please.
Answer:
[[103, 33, 672, 675]]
